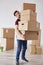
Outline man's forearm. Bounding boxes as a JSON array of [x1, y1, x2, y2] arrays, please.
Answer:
[[16, 29, 22, 37]]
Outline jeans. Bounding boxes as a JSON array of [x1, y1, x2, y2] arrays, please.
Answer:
[[16, 40, 27, 61]]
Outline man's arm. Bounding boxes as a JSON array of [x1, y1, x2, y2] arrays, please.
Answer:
[[15, 25, 23, 37]]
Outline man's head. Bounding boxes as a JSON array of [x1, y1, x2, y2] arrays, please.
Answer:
[[13, 10, 21, 19]]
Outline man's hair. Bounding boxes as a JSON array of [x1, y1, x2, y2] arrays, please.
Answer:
[[13, 10, 19, 16]]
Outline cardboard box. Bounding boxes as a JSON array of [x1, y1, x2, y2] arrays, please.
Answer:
[[3, 28, 15, 38], [17, 31, 38, 40], [25, 31, 38, 40], [18, 21, 28, 30], [0, 28, 15, 38], [36, 46, 42, 54], [32, 30, 41, 45], [29, 45, 42, 55], [32, 41, 40, 46], [19, 21, 39, 31], [22, 3, 36, 12], [21, 10, 36, 21], [29, 44, 36, 54], [0, 38, 14, 51], [6, 38, 14, 50]]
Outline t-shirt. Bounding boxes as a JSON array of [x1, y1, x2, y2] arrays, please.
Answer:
[[15, 19, 24, 40]]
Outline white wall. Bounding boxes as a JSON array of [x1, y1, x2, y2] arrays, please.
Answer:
[[0, 0, 43, 45]]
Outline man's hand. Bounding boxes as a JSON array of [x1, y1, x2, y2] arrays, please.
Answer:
[[21, 34, 25, 40]]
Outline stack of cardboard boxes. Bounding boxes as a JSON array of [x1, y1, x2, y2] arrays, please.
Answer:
[[0, 28, 15, 51], [19, 3, 39, 40], [31, 30, 42, 54], [18, 3, 42, 54]]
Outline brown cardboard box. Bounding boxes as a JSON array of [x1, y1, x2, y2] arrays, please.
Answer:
[[17, 31, 38, 40], [3, 28, 15, 38], [25, 31, 38, 40], [29, 44, 36, 54], [6, 38, 14, 50], [21, 10, 36, 21], [19, 21, 39, 31], [22, 3, 36, 12], [32, 30, 41, 45], [32, 41, 40, 46], [36, 46, 42, 54], [29, 45, 42, 55], [18, 21, 28, 30]]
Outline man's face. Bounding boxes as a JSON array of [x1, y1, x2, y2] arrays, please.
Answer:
[[15, 12, 21, 19]]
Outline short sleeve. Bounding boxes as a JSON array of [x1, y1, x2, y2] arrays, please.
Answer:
[[15, 21, 18, 25], [15, 19, 19, 25]]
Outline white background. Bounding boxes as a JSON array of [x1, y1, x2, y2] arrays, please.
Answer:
[[0, 0, 43, 46]]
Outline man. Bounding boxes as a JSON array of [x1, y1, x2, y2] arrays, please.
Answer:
[[14, 10, 28, 65]]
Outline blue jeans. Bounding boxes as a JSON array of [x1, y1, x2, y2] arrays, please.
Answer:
[[16, 40, 27, 61]]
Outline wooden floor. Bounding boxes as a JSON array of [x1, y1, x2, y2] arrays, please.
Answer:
[[0, 47, 43, 65]]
